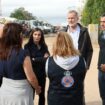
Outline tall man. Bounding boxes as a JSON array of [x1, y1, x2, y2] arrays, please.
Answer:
[[65, 10, 93, 105], [98, 13, 105, 105], [66, 10, 93, 70]]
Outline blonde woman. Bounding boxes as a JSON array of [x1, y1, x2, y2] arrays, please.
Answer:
[[46, 32, 86, 105]]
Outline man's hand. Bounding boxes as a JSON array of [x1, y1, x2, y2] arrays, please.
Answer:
[[100, 64, 105, 71]]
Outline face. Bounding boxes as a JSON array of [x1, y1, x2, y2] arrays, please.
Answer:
[[67, 12, 78, 28], [100, 17, 105, 30], [33, 31, 41, 44], [0, 24, 4, 38]]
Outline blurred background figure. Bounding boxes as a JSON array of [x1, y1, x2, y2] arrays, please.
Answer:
[[22, 23, 31, 38]]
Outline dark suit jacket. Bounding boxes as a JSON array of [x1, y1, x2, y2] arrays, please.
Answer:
[[65, 23, 93, 70], [98, 31, 105, 70]]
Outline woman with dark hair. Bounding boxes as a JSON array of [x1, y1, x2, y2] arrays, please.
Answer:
[[0, 23, 41, 105], [24, 28, 50, 105]]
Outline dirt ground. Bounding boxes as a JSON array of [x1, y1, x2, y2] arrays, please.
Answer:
[[31, 34, 102, 105]]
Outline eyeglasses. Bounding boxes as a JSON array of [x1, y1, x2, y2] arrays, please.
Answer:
[[100, 21, 105, 23]]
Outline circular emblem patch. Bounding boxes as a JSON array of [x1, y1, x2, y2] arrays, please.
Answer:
[[61, 76, 74, 88]]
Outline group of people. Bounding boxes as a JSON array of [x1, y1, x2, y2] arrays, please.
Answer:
[[0, 10, 105, 105]]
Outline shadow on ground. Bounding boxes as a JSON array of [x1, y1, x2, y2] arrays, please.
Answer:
[[86, 101, 101, 105]]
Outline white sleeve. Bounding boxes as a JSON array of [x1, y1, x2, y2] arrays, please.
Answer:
[[45, 57, 49, 77]]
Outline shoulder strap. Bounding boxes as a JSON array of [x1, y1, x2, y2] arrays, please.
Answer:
[[45, 57, 50, 77]]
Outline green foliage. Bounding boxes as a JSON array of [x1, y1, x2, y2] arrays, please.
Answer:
[[10, 7, 36, 20], [81, 0, 105, 26]]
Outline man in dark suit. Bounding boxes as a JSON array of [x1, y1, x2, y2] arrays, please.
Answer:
[[98, 13, 105, 105], [65, 10, 93, 70]]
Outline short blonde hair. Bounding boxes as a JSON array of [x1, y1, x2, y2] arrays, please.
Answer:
[[52, 32, 80, 57]]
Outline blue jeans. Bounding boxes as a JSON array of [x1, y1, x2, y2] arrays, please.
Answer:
[[98, 70, 105, 105]]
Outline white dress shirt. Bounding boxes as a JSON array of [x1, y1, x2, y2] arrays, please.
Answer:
[[67, 25, 80, 49]]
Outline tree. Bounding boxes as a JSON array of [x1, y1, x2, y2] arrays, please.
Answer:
[[81, 0, 105, 26], [10, 7, 36, 20]]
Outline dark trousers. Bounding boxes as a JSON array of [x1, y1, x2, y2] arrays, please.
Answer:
[[0, 76, 2, 87], [98, 70, 105, 105], [34, 76, 46, 105], [103, 100, 105, 105], [48, 92, 85, 105]]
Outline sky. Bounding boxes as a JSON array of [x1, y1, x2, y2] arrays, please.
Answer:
[[1, 0, 83, 25]]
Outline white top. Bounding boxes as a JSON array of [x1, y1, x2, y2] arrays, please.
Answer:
[[67, 25, 80, 49], [0, 77, 34, 105], [103, 31, 105, 39]]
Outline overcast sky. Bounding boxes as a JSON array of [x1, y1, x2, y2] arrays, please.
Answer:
[[1, 0, 82, 25]]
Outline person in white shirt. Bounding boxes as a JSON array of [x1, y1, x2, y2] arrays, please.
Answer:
[[65, 10, 93, 70]]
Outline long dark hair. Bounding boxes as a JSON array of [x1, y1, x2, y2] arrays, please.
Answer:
[[0, 22, 23, 60], [26, 28, 46, 46]]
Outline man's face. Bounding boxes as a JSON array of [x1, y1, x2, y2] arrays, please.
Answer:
[[67, 12, 78, 28], [0, 24, 4, 38], [100, 17, 105, 30]]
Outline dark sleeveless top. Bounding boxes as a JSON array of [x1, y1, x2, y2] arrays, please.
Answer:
[[0, 49, 29, 80], [47, 56, 86, 105]]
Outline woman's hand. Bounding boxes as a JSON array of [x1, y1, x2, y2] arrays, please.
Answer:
[[35, 86, 41, 95], [44, 53, 49, 58]]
